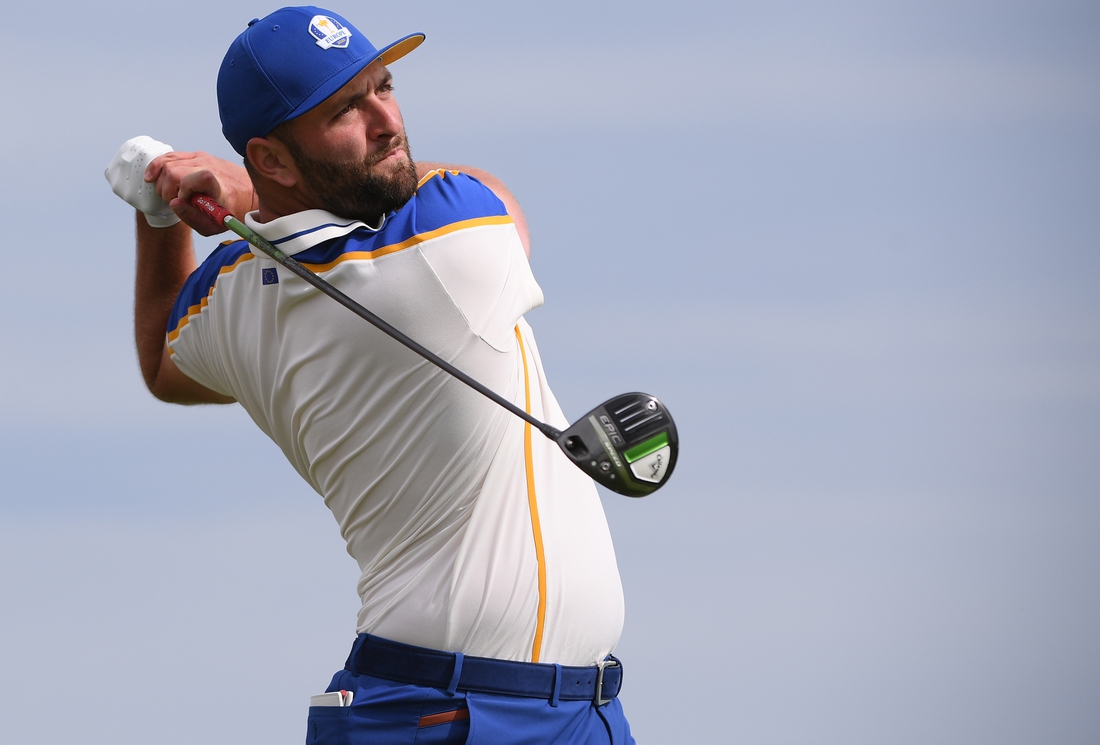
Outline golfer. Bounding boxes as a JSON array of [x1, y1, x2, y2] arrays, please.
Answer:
[[107, 6, 634, 744]]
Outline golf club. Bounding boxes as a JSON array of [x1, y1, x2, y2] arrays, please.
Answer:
[[189, 194, 678, 497]]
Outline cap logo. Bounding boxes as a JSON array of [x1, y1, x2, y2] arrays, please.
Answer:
[[309, 15, 352, 50]]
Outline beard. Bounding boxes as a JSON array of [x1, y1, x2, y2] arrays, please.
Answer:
[[282, 132, 419, 226]]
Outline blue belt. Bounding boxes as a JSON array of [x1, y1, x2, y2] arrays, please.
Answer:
[[345, 634, 623, 706]]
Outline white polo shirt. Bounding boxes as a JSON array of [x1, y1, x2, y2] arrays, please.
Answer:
[[166, 170, 624, 666]]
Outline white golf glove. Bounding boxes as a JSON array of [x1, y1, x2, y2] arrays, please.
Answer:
[[105, 136, 180, 227]]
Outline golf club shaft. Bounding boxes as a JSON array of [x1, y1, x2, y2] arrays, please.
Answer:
[[189, 194, 562, 440]]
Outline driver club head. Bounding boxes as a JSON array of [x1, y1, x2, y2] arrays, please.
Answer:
[[556, 392, 678, 497]]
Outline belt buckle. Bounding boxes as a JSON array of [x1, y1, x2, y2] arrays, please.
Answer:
[[593, 656, 620, 706]]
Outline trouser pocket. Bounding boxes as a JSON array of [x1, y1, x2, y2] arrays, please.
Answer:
[[307, 704, 351, 745], [415, 704, 470, 744]]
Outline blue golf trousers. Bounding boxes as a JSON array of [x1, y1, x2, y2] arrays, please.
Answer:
[[306, 658, 635, 744]]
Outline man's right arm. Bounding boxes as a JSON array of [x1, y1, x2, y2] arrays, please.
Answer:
[[131, 151, 251, 405], [133, 214, 235, 404]]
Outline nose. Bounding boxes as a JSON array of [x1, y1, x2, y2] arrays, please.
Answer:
[[365, 98, 403, 142]]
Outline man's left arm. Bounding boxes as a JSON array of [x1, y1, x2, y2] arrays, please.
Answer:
[[130, 153, 532, 255], [122, 148, 530, 255], [417, 161, 531, 257]]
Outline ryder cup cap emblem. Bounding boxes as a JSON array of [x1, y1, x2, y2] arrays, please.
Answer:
[[309, 15, 352, 49]]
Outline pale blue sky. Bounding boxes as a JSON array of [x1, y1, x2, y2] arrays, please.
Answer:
[[1, 1, 1098, 743]]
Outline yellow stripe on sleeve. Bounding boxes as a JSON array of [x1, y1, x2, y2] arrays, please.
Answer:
[[167, 252, 255, 343], [299, 215, 513, 273]]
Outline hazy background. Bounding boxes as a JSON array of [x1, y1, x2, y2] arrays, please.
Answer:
[[1, 1, 1098, 742]]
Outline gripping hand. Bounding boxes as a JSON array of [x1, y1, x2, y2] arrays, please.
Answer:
[[105, 136, 180, 228]]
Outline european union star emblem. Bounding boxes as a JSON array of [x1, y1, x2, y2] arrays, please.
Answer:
[[262, 268, 279, 285]]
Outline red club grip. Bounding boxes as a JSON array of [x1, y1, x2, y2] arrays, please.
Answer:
[[189, 194, 232, 224]]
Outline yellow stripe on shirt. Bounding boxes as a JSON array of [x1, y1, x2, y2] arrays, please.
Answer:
[[299, 215, 513, 273], [167, 252, 255, 344], [516, 324, 548, 663]]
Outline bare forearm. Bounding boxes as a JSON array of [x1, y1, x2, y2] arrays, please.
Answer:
[[134, 215, 196, 392]]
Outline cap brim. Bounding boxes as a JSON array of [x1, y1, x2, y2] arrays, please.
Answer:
[[378, 33, 425, 65]]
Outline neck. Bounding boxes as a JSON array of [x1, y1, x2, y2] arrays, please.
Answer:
[[251, 181, 315, 224]]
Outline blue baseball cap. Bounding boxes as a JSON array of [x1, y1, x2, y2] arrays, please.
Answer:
[[217, 6, 424, 156]]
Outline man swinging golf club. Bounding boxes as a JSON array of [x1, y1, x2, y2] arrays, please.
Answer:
[[107, 6, 636, 744]]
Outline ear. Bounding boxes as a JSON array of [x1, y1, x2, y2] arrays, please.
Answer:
[[245, 136, 299, 188]]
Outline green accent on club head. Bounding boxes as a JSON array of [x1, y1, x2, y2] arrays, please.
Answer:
[[623, 432, 670, 463]]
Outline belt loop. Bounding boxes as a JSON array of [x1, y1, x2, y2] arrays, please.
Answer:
[[446, 652, 464, 696], [550, 664, 562, 708]]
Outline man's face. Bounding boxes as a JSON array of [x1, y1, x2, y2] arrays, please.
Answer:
[[279, 61, 418, 224]]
